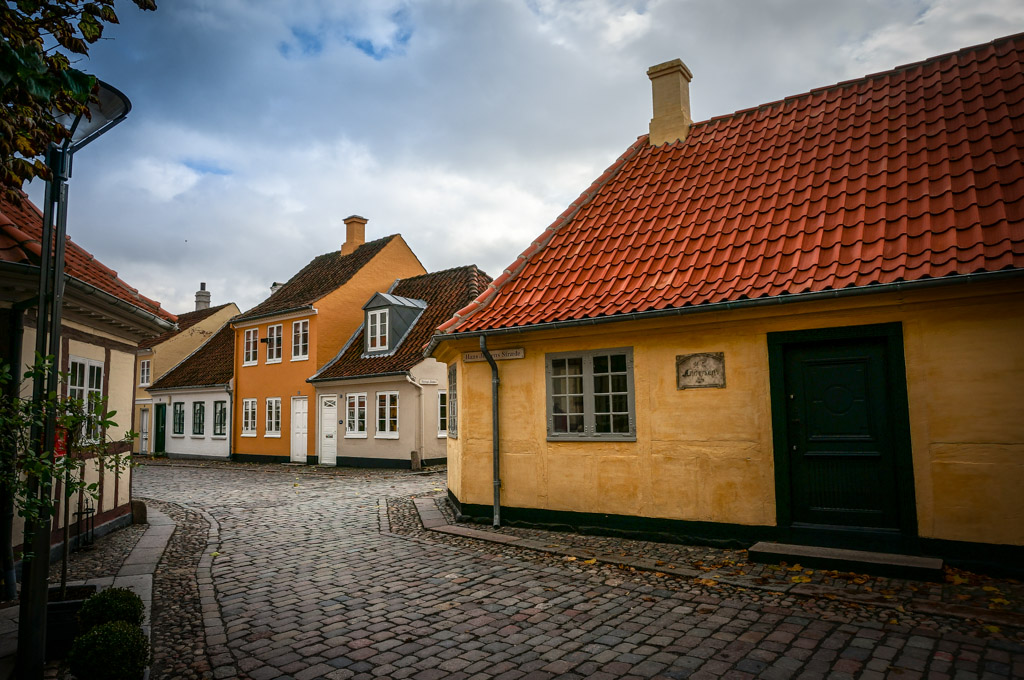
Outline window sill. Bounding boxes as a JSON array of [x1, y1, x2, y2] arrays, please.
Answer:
[[242, 362, 257, 367], [171, 434, 185, 439], [290, 356, 309, 362], [190, 434, 206, 439], [265, 433, 281, 438], [547, 435, 637, 442], [344, 434, 368, 439], [241, 433, 257, 438], [374, 433, 400, 440], [437, 433, 447, 439], [266, 359, 282, 365], [212, 435, 227, 440]]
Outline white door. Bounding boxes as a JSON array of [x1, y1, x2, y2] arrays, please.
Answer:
[[290, 397, 308, 462], [140, 409, 150, 454], [319, 395, 338, 466]]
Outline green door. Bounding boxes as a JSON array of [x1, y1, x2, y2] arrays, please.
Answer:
[[154, 403, 166, 454], [769, 324, 917, 551]]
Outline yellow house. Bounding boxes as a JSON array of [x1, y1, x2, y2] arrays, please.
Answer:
[[0, 191, 176, 553], [231, 216, 425, 463], [429, 35, 1024, 572], [133, 284, 238, 455]]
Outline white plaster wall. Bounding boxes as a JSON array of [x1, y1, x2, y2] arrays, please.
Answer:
[[157, 388, 231, 459]]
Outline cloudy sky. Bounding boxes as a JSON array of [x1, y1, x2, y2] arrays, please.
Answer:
[[25, 0, 1024, 315]]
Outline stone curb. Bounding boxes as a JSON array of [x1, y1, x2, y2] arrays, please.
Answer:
[[190, 505, 239, 680], [408, 496, 1024, 630]]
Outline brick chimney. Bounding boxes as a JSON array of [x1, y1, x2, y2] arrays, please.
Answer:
[[195, 282, 211, 311], [341, 215, 367, 256], [647, 59, 693, 145]]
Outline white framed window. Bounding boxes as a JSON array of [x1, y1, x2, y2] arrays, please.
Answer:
[[265, 397, 282, 437], [266, 325, 282, 363], [375, 391, 399, 439], [367, 309, 388, 351], [69, 357, 104, 441], [546, 347, 635, 441], [192, 402, 206, 436], [242, 398, 258, 436], [345, 393, 367, 438], [292, 320, 309, 360], [172, 402, 185, 436], [437, 390, 447, 438], [243, 328, 259, 366], [213, 401, 227, 437], [139, 359, 151, 386]]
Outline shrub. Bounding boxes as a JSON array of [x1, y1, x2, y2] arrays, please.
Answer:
[[67, 620, 150, 680], [77, 586, 144, 632]]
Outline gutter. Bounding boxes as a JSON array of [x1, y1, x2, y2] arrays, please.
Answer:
[[479, 336, 501, 527], [232, 304, 315, 325], [405, 375, 425, 470], [308, 370, 411, 384], [0, 261, 175, 334], [425, 269, 1024, 356]]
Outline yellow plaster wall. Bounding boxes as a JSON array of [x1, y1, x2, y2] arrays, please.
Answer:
[[437, 279, 1024, 547]]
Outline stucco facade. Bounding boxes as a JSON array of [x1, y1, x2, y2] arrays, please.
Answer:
[[435, 278, 1024, 562], [313, 358, 449, 468]]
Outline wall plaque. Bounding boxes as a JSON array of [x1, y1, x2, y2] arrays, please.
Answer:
[[463, 348, 525, 363], [676, 352, 725, 389]]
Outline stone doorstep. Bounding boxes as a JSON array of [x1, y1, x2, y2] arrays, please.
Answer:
[[748, 542, 945, 582], [408, 497, 1021, 630]]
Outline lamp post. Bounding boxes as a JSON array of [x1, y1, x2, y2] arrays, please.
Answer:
[[17, 80, 131, 679]]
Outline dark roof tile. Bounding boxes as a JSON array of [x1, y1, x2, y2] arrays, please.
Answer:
[[149, 323, 234, 390]]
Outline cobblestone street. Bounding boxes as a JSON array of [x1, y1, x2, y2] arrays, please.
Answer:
[[134, 463, 1024, 680]]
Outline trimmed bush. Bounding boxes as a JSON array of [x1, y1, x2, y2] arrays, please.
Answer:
[[77, 586, 144, 632], [67, 620, 150, 680]]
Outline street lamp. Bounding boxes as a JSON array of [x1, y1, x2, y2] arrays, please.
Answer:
[[17, 80, 131, 679]]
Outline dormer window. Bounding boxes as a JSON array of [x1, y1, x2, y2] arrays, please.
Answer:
[[368, 309, 389, 351]]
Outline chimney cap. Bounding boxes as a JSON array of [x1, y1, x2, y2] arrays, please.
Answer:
[[647, 59, 693, 81], [344, 215, 368, 224], [200, 281, 206, 291]]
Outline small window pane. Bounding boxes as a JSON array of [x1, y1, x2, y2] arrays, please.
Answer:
[[594, 375, 609, 393], [594, 395, 609, 413], [611, 374, 627, 393], [611, 354, 627, 372], [553, 415, 568, 432], [567, 377, 583, 394], [594, 355, 608, 373], [569, 396, 584, 413], [613, 414, 630, 433], [552, 359, 566, 376], [568, 415, 585, 433], [612, 394, 629, 412], [595, 414, 611, 433], [567, 357, 583, 374]]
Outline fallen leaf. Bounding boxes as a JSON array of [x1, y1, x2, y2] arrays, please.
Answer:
[[990, 598, 1010, 605], [583, 558, 597, 565], [982, 586, 1001, 592], [791, 575, 811, 583], [984, 625, 1000, 634], [565, 556, 576, 561]]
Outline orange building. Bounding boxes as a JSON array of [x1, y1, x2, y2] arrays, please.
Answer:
[[231, 216, 425, 462]]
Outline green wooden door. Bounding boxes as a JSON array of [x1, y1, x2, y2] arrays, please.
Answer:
[[154, 403, 166, 454], [769, 324, 917, 551], [784, 338, 899, 529]]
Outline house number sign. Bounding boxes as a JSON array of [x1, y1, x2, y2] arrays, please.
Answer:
[[676, 352, 725, 389]]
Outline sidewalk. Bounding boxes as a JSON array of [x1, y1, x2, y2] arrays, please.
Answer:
[[408, 495, 1024, 639], [0, 506, 175, 679]]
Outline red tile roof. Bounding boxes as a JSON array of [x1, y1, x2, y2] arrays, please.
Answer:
[[441, 34, 1024, 335], [312, 265, 490, 381], [139, 303, 235, 349], [0, 191, 177, 323], [234, 235, 399, 323], [149, 323, 234, 390]]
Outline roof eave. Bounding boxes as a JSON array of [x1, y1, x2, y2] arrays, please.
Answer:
[[426, 269, 1024, 356]]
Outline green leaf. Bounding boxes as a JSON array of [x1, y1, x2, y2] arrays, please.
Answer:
[[79, 14, 103, 43]]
